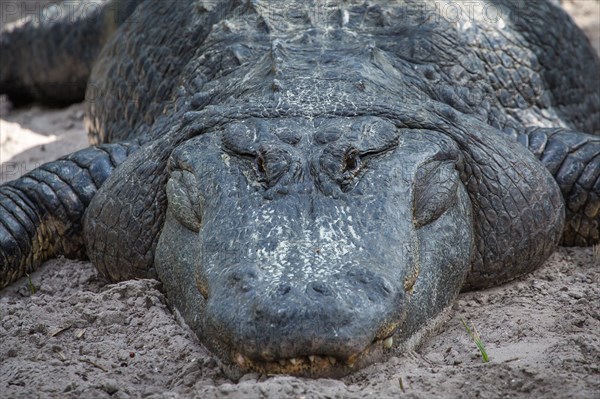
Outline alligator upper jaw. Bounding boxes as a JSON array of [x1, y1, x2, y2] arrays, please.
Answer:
[[228, 335, 396, 378]]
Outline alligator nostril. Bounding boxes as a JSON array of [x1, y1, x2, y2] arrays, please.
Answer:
[[382, 279, 394, 296], [228, 269, 257, 293], [346, 270, 395, 300], [347, 269, 370, 286], [276, 283, 291, 296], [307, 281, 333, 298]]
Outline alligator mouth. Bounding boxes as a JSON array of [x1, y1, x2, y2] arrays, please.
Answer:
[[230, 336, 395, 378]]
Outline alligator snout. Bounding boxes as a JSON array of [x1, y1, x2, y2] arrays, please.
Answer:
[[203, 262, 406, 376], [156, 117, 474, 378]]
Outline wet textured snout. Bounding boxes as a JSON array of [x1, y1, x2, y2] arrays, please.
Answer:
[[203, 265, 405, 364]]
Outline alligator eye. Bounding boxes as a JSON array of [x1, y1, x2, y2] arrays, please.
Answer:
[[343, 147, 361, 173], [256, 153, 267, 175], [413, 160, 459, 227], [166, 170, 202, 232], [253, 147, 290, 187]]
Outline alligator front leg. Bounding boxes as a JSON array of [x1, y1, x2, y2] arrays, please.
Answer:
[[0, 141, 140, 288], [519, 127, 600, 246]]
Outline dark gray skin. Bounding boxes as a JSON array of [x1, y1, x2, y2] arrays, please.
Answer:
[[1, 0, 599, 378]]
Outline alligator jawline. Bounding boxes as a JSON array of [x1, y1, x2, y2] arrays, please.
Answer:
[[229, 337, 395, 378]]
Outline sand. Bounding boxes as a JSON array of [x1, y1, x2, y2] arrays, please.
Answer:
[[1, 1, 599, 398]]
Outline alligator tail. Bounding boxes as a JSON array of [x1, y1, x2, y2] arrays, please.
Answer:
[[0, 141, 140, 288], [0, 0, 142, 105]]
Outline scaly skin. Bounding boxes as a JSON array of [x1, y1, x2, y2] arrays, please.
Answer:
[[0, 0, 598, 378], [0, 0, 142, 105], [0, 142, 140, 285]]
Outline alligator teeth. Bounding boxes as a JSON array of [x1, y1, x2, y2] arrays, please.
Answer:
[[328, 356, 337, 365], [308, 355, 316, 363], [289, 358, 299, 365], [383, 337, 394, 349], [235, 353, 245, 366], [345, 353, 358, 367]]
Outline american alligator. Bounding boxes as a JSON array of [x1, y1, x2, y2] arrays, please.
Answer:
[[0, 0, 598, 378]]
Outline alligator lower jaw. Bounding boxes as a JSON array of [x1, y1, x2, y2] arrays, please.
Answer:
[[229, 337, 395, 379]]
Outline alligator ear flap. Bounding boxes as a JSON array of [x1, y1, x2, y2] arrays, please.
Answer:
[[413, 160, 459, 227], [451, 123, 565, 291], [83, 137, 173, 282], [166, 171, 202, 232]]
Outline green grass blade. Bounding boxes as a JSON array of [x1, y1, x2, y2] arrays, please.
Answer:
[[460, 316, 489, 363]]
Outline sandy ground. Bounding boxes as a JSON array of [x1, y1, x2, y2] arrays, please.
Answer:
[[1, 1, 599, 398]]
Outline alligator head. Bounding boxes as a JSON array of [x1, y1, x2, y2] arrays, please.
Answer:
[[155, 115, 473, 378]]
